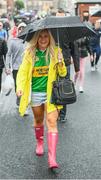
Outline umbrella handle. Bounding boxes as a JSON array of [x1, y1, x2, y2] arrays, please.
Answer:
[[23, 33, 28, 43], [57, 28, 60, 48], [23, 29, 33, 43], [57, 28, 63, 63]]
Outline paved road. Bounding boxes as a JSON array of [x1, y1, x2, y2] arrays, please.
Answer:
[[0, 60, 101, 179]]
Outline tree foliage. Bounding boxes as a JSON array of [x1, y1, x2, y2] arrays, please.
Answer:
[[15, 0, 24, 10]]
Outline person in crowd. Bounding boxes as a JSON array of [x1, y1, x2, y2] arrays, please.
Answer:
[[11, 18, 18, 38], [56, 8, 66, 16], [82, 11, 93, 28], [5, 22, 27, 108], [56, 8, 80, 122], [59, 40, 80, 122], [3, 19, 11, 39], [69, 41, 80, 75], [0, 21, 7, 41], [16, 29, 67, 169], [0, 38, 8, 93], [56, 8, 71, 123], [89, 21, 101, 71], [74, 37, 93, 93]]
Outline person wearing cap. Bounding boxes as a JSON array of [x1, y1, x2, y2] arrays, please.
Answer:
[[17, 22, 27, 31], [5, 22, 27, 111]]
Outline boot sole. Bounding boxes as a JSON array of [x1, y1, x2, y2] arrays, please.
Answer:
[[36, 151, 44, 156], [49, 165, 59, 169], [49, 163, 59, 169], [36, 153, 44, 156]]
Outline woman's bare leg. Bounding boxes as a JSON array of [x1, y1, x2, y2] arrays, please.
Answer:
[[32, 104, 44, 126]]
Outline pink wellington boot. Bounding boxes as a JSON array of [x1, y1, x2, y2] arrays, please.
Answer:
[[34, 126, 44, 156], [47, 132, 59, 169]]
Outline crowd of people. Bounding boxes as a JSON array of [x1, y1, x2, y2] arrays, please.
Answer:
[[0, 9, 101, 170]]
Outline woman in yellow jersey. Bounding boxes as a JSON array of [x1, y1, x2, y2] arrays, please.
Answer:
[[16, 29, 67, 169]]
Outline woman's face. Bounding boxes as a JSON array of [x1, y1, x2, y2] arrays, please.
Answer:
[[38, 30, 50, 50]]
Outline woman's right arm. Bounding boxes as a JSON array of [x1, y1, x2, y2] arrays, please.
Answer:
[[16, 50, 30, 96]]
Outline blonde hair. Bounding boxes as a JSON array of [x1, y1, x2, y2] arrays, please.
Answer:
[[27, 29, 56, 63]]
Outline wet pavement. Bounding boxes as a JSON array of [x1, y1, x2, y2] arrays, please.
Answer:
[[0, 60, 101, 179]]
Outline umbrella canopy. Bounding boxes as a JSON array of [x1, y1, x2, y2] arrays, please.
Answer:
[[91, 10, 101, 17], [18, 16, 96, 43]]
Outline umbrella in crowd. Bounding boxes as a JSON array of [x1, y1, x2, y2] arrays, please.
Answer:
[[91, 10, 101, 17], [18, 16, 96, 43]]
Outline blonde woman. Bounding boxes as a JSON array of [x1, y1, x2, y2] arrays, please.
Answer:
[[16, 29, 67, 169]]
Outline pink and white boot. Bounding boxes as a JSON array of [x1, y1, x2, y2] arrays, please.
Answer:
[[34, 126, 44, 156], [47, 132, 59, 169]]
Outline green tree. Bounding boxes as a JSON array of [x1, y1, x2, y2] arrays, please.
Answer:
[[15, 0, 25, 11]]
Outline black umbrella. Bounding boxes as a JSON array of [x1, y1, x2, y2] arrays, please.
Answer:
[[18, 16, 96, 43], [91, 10, 101, 17]]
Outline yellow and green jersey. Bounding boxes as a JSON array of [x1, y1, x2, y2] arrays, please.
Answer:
[[32, 49, 50, 92]]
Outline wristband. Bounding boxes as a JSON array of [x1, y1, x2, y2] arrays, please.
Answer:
[[58, 59, 62, 63]]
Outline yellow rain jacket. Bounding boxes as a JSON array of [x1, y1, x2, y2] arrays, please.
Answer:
[[16, 47, 67, 116]]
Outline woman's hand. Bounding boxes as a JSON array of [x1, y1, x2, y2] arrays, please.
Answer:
[[16, 90, 23, 97], [5, 69, 11, 75]]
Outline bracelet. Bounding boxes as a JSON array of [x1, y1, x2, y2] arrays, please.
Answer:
[[58, 59, 62, 63]]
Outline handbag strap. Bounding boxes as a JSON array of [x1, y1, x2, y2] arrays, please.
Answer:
[[55, 63, 60, 81], [55, 64, 61, 117]]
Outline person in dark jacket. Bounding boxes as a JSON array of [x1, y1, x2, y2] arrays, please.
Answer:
[[59, 40, 80, 122], [0, 38, 8, 92], [74, 37, 93, 93], [56, 8, 80, 122], [89, 21, 101, 71], [69, 41, 80, 74], [56, 9, 71, 122], [3, 20, 11, 39]]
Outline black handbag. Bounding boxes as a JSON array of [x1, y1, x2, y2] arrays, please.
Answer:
[[51, 76, 77, 105]]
